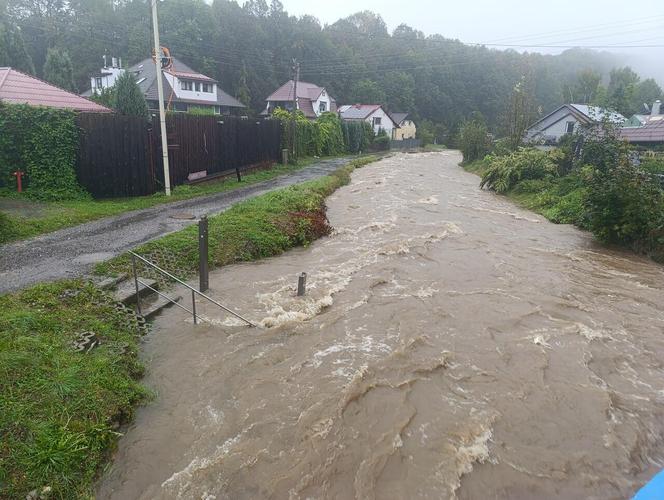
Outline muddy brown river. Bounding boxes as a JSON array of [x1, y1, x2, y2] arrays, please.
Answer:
[[97, 151, 664, 499]]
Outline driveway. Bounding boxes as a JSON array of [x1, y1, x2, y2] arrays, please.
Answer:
[[0, 157, 356, 294]]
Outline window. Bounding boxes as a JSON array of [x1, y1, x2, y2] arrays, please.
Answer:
[[319, 101, 327, 113], [565, 121, 575, 134], [202, 83, 213, 93], [195, 82, 201, 92], [95, 77, 103, 88], [373, 117, 382, 127], [181, 80, 193, 91]]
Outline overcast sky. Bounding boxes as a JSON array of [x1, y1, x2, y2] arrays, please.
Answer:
[[279, 0, 664, 81]]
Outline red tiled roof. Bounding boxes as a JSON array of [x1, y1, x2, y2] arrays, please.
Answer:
[[0, 67, 112, 112], [337, 104, 382, 120], [620, 117, 664, 143]]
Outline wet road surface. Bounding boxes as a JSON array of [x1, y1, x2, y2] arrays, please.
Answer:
[[97, 151, 664, 499], [0, 157, 354, 294]]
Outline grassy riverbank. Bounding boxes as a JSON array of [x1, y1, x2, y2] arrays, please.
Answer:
[[0, 155, 378, 499], [0, 281, 148, 499], [95, 155, 378, 279], [0, 155, 352, 245]]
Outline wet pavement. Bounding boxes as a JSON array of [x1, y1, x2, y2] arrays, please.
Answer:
[[0, 158, 353, 294], [97, 151, 664, 499]]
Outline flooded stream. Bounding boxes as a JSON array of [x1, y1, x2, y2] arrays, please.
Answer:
[[98, 151, 664, 499]]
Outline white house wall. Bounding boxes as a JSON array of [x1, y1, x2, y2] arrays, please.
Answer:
[[367, 108, 394, 136], [166, 73, 217, 103], [313, 91, 332, 116], [526, 108, 580, 142]]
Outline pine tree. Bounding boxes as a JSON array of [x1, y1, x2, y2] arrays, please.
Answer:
[[43, 48, 76, 91], [0, 22, 35, 74], [113, 71, 149, 119]]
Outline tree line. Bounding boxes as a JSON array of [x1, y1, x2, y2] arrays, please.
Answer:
[[1, 0, 662, 140]]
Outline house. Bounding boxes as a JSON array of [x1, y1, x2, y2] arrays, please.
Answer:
[[620, 101, 664, 146], [525, 104, 625, 145], [82, 56, 245, 115], [625, 100, 662, 127], [0, 67, 111, 112], [263, 80, 336, 119], [338, 104, 398, 136], [391, 112, 416, 140]]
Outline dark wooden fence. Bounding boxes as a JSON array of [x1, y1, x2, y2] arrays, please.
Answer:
[[76, 113, 282, 198]]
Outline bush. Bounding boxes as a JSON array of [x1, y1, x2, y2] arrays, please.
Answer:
[[0, 211, 18, 244], [480, 148, 560, 193], [641, 157, 664, 175], [341, 120, 372, 154], [459, 116, 491, 163], [585, 161, 664, 250], [0, 104, 87, 200], [372, 130, 390, 151]]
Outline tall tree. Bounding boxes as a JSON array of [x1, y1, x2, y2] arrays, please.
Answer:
[[607, 67, 639, 116], [564, 69, 601, 103], [0, 20, 35, 74], [42, 47, 75, 91], [113, 71, 148, 119], [504, 74, 537, 150], [235, 62, 251, 107], [350, 79, 386, 104]]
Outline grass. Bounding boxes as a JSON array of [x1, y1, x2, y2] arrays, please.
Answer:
[[0, 155, 353, 245], [95, 155, 378, 280], [0, 280, 148, 499], [1, 155, 378, 499]]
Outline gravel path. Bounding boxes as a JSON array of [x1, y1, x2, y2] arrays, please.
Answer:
[[0, 157, 355, 294]]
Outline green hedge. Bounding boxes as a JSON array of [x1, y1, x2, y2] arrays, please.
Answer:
[[0, 104, 86, 200]]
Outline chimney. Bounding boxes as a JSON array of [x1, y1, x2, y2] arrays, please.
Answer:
[[652, 100, 662, 117]]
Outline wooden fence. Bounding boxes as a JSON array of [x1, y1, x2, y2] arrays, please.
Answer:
[[76, 113, 282, 198]]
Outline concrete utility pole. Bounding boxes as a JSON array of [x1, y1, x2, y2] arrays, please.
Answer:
[[151, 0, 171, 196], [291, 59, 300, 156]]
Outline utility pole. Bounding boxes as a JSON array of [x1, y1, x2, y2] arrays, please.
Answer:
[[151, 0, 171, 196], [291, 59, 300, 156]]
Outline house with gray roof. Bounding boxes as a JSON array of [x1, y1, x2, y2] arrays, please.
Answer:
[[525, 104, 625, 145], [263, 80, 336, 119], [338, 104, 399, 137], [83, 56, 245, 115]]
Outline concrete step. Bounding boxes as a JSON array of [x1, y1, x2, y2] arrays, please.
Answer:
[[140, 294, 182, 319], [114, 277, 158, 305]]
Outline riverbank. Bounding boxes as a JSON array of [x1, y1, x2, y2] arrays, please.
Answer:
[[0, 156, 351, 246], [0, 156, 377, 499]]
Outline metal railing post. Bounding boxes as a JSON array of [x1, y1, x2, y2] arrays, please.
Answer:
[[199, 215, 209, 293], [131, 253, 142, 316], [191, 289, 197, 325]]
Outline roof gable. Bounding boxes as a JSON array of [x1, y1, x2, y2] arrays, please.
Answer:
[[265, 80, 327, 102], [0, 67, 112, 112]]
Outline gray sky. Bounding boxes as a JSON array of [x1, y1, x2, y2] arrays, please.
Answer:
[[279, 0, 664, 82]]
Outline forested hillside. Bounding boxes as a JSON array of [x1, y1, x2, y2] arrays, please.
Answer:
[[1, 0, 662, 137]]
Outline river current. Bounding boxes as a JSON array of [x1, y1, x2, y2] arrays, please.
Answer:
[[98, 151, 664, 499]]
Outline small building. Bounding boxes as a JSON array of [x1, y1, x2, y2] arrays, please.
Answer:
[[263, 80, 336, 119], [0, 67, 111, 112], [338, 104, 398, 137], [525, 104, 625, 145], [625, 100, 662, 128], [391, 112, 416, 140], [82, 56, 245, 115], [620, 101, 664, 147]]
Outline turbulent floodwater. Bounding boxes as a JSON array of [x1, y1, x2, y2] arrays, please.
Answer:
[[97, 151, 664, 500]]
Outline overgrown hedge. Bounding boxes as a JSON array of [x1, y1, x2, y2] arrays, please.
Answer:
[[273, 108, 374, 159], [0, 104, 86, 200]]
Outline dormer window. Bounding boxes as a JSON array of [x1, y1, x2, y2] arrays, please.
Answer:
[[195, 82, 201, 92], [95, 77, 103, 88], [181, 80, 193, 91], [202, 83, 213, 93], [319, 101, 327, 113]]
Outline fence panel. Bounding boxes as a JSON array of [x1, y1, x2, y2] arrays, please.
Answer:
[[77, 114, 282, 198], [390, 138, 422, 150], [76, 113, 155, 198]]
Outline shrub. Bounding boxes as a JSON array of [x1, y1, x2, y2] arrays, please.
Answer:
[[114, 71, 148, 119], [480, 148, 560, 193], [341, 120, 372, 154], [641, 157, 664, 175], [584, 161, 664, 250], [372, 130, 390, 151], [0, 211, 18, 244], [0, 104, 87, 200], [459, 116, 491, 163]]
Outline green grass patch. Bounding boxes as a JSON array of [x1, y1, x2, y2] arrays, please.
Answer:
[[0, 280, 148, 499], [0, 157, 354, 245], [461, 158, 489, 176], [95, 156, 378, 279]]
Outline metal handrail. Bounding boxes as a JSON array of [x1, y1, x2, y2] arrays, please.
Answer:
[[130, 251, 256, 327]]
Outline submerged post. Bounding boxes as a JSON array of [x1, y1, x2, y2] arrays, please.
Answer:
[[297, 272, 307, 296], [198, 215, 209, 293]]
